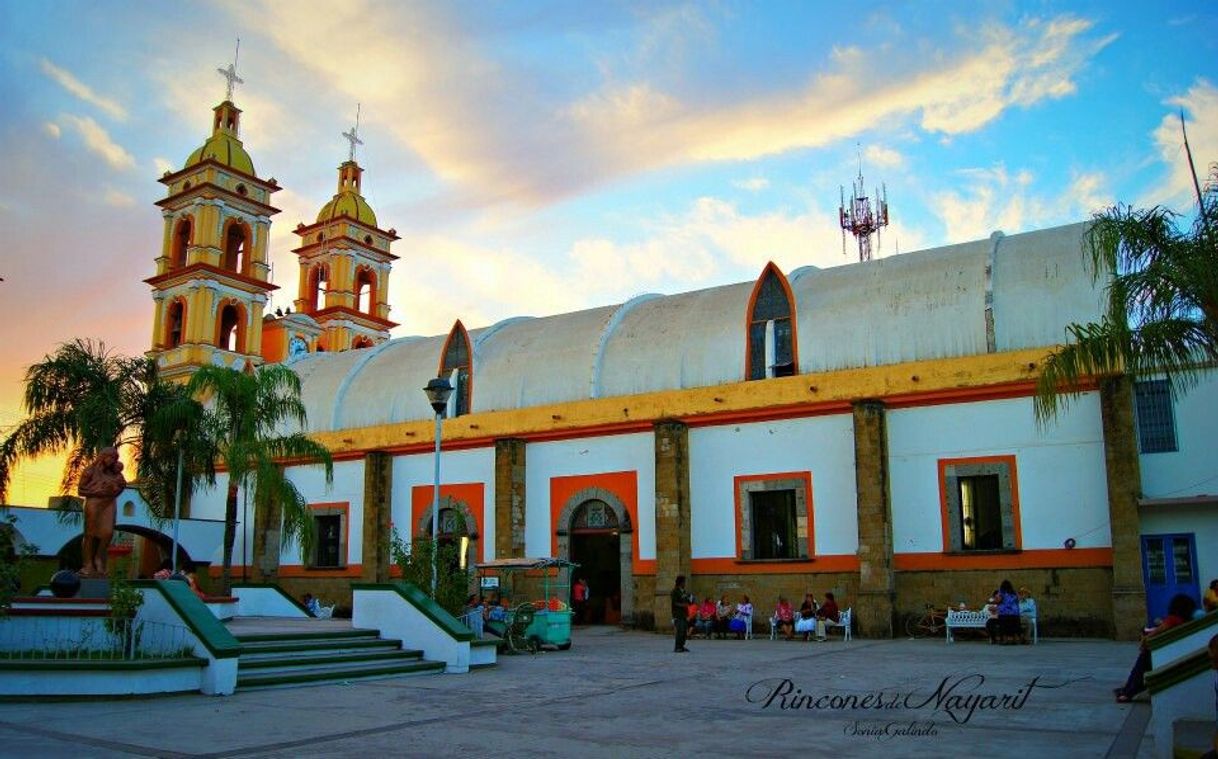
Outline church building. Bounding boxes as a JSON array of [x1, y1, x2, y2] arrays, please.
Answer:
[[154, 83, 1217, 639]]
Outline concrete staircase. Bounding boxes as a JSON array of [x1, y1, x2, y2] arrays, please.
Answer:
[[234, 627, 446, 689]]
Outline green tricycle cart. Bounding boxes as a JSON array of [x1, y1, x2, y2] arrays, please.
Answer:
[[476, 557, 577, 652]]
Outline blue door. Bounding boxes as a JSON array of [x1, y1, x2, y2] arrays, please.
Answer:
[[1141, 533, 1200, 625]]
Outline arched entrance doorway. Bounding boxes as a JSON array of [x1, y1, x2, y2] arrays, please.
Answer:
[[556, 490, 633, 625], [415, 496, 479, 577]]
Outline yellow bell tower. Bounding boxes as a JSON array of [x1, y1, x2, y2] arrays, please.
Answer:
[[146, 49, 279, 381], [289, 107, 398, 353]]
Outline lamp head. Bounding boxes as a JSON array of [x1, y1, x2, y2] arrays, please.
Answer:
[[424, 377, 453, 414]]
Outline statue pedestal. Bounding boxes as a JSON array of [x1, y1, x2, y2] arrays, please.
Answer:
[[78, 578, 111, 599]]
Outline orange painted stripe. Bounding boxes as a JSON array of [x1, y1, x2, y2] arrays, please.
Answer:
[[691, 555, 860, 574], [276, 564, 365, 578], [893, 547, 1112, 571], [683, 400, 854, 428]]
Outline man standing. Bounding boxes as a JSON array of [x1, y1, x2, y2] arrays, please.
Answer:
[[671, 575, 691, 653], [78, 447, 126, 577]]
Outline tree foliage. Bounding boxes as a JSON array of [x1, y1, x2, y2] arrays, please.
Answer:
[[389, 529, 471, 617], [1034, 192, 1218, 423], [183, 364, 333, 592], [0, 340, 149, 501]]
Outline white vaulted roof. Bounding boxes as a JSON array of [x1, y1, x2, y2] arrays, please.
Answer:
[[290, 222, 1105, 433]]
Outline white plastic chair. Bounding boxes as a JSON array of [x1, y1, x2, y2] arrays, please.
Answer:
[[824, 607, 852, 641], [742, 611, 754, 640], [316, 604, 335, 619]]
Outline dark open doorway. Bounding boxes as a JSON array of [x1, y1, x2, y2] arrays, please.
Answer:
[[570, 532, 620, 624], [568, 498, 622, 624]]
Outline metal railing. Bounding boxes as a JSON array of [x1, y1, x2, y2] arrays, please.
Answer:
[[0, 617, 194, 661]]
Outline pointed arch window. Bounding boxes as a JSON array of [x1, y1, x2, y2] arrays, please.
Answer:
[[746, 265, 797, 380], [165, 299, 186, 348], [355, 267, 376, 315], [216, 301, 246, 352], [171, 217, 192, 270], [440, 322, 472, 417], [222, 221, 249, 274]]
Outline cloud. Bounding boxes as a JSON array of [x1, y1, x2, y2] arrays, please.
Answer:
[[43, 122, 61, 139], [103, 188, 136, 208], [864, 145, 903, 169], [40, 58, 128, 121], [223, 4, 1112, 210], [59, 115, 136, 170], [153, 157, 173, 175], [732, 177, 770, 192], [930, 164, 1110, 240], [1143, 79, 1218, 209]]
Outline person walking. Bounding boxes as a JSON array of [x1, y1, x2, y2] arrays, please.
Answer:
[[671, 575, 691, 652]]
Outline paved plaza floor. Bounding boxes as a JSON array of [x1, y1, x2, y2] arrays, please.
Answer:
[[0, 626, 1159, 758]]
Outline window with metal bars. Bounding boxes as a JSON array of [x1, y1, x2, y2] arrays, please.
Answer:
[[1134, 380, 1177, 453]]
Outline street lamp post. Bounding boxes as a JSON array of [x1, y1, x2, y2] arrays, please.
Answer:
[[423, 377, 453, 597], [170, 445, 185, 574]]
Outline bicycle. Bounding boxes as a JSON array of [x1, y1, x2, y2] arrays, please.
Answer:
[[904, 604, 947, 638]]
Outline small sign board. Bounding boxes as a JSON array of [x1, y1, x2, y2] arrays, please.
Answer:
[[480, 576, 500, 590]]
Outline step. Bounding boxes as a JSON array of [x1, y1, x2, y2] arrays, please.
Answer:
[[239, 648, 426, 672], [236, 658, 446, 689], [237, 636, 404, 655], [233, 628, 383, 643], [1173, 718, 1213, 759]]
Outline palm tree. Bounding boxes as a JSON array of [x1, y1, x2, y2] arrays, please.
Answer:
[[0, 340, 150, 502], [1034, 192, 1217, 423], [185, 364, 333, 592]]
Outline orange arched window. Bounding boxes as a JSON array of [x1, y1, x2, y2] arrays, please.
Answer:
[[171, 217, 192, 269], [165, 299, 187, 348], [355, 268, 377, 315], [746, 264, 797, 380], [439, 321, 472, 417], [216, 301, 246, 352], [222, 221, 250, 274]]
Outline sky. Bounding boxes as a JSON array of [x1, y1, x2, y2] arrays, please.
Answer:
[[0, 0, 1215, 505]]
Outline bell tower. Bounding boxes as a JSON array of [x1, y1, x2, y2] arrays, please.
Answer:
[[290, 106, 398, 354], [146, 45, 280, 381]]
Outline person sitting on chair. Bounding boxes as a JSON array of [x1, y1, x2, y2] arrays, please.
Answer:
[[773, 596, 795, 640], [695, 597, 717, 638], [715, 594, 734, 639], [303, 593, 321, 617], [815, 592, 841, 641], [794, 593, 818, 641], [729, 595, 753, 639]]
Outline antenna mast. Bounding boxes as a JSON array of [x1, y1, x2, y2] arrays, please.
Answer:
[[839, 148, 889, 263]]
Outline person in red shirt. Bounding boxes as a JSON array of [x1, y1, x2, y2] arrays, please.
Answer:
[[694, 597, 717, 638], [1115, 593, 1197, 702], [814, 592, 841, 641], [773, 596, 795, 640]]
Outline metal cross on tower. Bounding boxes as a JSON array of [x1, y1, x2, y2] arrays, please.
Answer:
[[342, 103, 363, 162], [217, 38, 243, 102]]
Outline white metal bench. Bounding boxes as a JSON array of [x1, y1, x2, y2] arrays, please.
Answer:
[[946, 607, 1038, 644], [944, 609, 988, 643]]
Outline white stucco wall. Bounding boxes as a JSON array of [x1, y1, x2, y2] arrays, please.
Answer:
[[1139, 371, 1218, 500], [391, 446, 496, 559], [524, 433, 656, 560], [279, 459, 364, 566], [888, 394, 1110, 554], [688, 414, 859, 558]]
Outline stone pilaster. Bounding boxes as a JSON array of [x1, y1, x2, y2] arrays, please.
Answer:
[[494, 438, 527, 559], [653, 420, 691, 632], [853, 400, 895, 638], [1100, 377, 1146, 640], [361, 451, 393, 583]]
